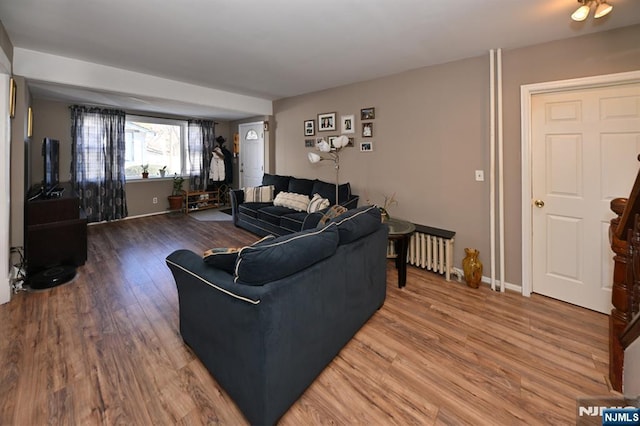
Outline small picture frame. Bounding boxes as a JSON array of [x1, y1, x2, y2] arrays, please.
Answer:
[[362, 122, 373, 138], [9, 78, 16, 119], [318, 112, 336, 132], [360, 107, 375, 120], [360, 142, 373, 152], [27, 107, 33, 137], [304, 139, 315, 147], [304, 119, 315, 136], [347, 137, 355, 147], [327, 135, 338, 147], [341, 114, 355, 134]]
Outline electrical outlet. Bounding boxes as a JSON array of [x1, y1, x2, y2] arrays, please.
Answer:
[[475, 170, 484, 181], [152, 197, 158, 204]]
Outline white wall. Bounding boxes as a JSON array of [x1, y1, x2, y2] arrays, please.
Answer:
[[0, 48, 12, 304], [625, 337, 640, 397]]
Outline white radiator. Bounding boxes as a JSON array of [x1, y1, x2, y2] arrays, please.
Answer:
[[387, 225, 456, 281]]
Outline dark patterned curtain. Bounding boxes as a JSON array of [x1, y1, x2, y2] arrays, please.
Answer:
[[70, 106, 128, 223], [187, 120, 216, 190]]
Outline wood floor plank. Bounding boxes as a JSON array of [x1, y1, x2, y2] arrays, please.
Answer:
[[0, 213, 615, 425]]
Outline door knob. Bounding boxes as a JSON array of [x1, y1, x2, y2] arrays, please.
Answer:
[[534, 199, 545, 208]]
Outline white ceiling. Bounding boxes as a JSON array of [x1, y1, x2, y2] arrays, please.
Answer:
[[2, 0, 640, 119]]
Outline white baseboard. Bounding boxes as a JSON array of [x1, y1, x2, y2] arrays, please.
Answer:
[[1, 274, 11, 305], [451, 267, 522, 294], [87, 210, 169, 226]]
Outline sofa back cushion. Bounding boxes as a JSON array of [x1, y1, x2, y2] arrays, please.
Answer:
[[234, 223, 339, 286], [330, 205, 382, 244], [288, 177, 316, 196], [262, 174, 291, 195], [311, 180, 351, 205]]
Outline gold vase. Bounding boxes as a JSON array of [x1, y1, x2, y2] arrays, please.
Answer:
[[462, 248, 483, 289]]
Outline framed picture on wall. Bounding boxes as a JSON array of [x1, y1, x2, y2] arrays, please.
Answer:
[[318, 112, 336, 132], [304, 119, 315, 136], [362, 122, 373, 138], [360, 107, 375, 120], [360, 142, 373, 152], [341, 114, 355, 134], [9, 78, 16, 118], [304, 139, 315, 147]]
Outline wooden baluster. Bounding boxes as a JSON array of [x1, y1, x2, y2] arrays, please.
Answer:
[[609, 197, 630, 392]]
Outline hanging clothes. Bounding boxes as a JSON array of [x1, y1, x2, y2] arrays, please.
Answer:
[[221, 145, 233, 184], [210, 147, 226, 182]]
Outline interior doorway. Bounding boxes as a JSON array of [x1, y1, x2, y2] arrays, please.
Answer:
[[239, 122, 264, 188], [521, 71, 640, 314]]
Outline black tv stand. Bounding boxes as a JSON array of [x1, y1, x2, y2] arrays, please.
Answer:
[[25, 182, 87, 289]]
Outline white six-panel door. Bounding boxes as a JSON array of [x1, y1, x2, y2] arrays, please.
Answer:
[[531, 83, 640, 314], [239, 122, 264, 188]]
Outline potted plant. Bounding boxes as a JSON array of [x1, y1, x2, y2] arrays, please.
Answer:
[[168, 174, 185, 211], [159, 166, 167, 178], [141, 164, 149, 179]]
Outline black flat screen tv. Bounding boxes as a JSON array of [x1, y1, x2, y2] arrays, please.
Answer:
[[42, 138, 60, 196]]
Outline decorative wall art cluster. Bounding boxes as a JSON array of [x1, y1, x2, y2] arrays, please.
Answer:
[[303, 107, 376, 153]]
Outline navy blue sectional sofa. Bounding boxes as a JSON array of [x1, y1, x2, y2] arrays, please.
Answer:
[[230, 173, 359, 237], [166, 205, 387, 425]]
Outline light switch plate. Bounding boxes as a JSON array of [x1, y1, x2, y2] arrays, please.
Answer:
[[475, 170, 484, 181]]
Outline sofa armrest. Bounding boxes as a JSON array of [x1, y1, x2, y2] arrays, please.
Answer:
[[302, 212, 323, 230], [230, 189, 244, 225], [341, 194, 359, 210], [166, 249, 268, 304]]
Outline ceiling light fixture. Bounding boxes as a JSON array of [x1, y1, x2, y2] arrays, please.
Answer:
[[571, 0, 613, 21]]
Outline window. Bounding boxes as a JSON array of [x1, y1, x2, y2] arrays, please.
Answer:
[[124, 115, 187, 179]]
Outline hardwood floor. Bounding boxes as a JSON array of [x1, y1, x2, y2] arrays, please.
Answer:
[[0, 214, 614, 425]]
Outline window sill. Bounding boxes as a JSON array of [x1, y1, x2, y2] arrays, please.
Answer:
[[126, 177, 174, 183]]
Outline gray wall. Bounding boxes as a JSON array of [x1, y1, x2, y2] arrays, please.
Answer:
[[272, 24, 640, 285]]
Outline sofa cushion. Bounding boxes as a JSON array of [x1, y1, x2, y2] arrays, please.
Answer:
[[239, 202, 273, 219], [262, 174, 290, 195], [234, 223, 339, 285], [257, 205, 299, 226], [288, 177, 316, 196], [311, 180, 351, 205], [307, 193, 330, 213], [244, 185, 274, 202], [280, 212, 308, 233], [330, 205, 382, 244], [273, 192, 310, 212]]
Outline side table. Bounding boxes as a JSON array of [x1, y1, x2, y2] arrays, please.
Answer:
[[387, 218, 415, 288]]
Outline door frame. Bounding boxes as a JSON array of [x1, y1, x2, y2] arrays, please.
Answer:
[[238, 121, 265, 188], [520, 70, 640, 298]]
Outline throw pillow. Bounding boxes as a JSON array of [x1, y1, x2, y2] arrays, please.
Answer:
[[244, 185, 275, 203], [307, 193, 330, 213], [234, 224, 339, 286], [203, 247, 240, 273], [203, 235, 275, 273], [318, 204, 347, 226], [273, 191, 310, 212]]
